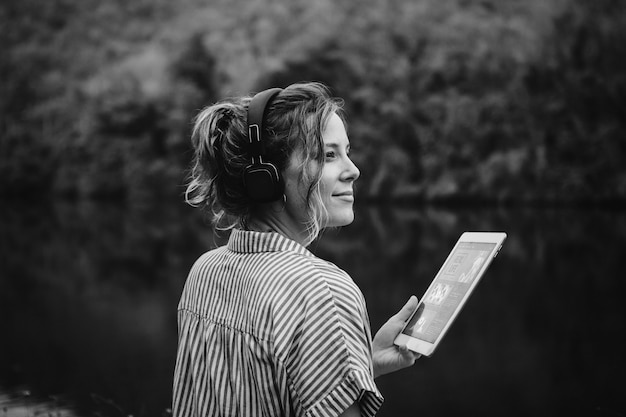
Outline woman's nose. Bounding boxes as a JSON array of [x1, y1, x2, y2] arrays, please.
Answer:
[[343, 157, 360, 181]]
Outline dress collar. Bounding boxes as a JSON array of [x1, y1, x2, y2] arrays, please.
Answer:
[[227, 229, 314, 258]]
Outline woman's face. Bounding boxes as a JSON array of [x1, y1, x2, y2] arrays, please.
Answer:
[[282, 112, 360, 229]]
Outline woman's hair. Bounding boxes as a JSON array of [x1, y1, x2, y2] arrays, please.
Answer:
[[185, 81, 344, 243]]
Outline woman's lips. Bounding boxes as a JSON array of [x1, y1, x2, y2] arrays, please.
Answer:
[[332, 191, 354, 202]]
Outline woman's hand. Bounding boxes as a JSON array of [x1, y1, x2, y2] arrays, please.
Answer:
[[372, 295, 421, 378]]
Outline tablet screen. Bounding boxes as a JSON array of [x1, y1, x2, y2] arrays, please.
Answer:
[[402, 242, 496, 343]]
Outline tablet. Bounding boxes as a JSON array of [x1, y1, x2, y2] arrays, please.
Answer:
[[394, 232, 507, 357]]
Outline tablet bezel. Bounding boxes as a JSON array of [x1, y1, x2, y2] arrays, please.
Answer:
[[394, 231, 507, 357]]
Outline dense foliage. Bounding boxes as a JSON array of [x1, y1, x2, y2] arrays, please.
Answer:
[[1, 0, 625, 204]]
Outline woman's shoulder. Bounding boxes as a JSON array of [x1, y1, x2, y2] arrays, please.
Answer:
[[197, 244, 228, 260], [277, 249, 350, 280], [274, 250, 364, 304], [188, 245, 229, 272], [304, 254, 356, 283]]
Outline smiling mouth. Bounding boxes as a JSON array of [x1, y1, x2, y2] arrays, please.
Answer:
[[332, 192, 354, 202]]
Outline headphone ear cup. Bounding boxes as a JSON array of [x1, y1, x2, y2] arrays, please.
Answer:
[[243, 162, 283, 203]]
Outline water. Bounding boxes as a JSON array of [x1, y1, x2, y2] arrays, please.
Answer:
[[1, 200, 625, 417]]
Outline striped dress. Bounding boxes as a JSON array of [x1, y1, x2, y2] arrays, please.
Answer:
[[173, 229, 383, 417]]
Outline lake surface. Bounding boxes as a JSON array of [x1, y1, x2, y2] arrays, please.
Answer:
[[1, 199, 625, 417]]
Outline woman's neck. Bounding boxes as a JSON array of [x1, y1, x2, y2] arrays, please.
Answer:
[[248, 209, 313, 247]]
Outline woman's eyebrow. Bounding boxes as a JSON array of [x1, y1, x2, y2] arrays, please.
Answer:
[[324, 142, 350, 149]]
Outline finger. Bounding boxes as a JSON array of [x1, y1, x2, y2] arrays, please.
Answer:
[[398, 344, 421, 363], [392, 295, 419, 322]]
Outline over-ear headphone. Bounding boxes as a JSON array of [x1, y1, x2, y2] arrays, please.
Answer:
[[243, 88, 284, 203]]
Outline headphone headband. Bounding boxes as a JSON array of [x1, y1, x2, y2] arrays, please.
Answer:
[[243, 88, 284, 203], [247, 88, 282, 164]]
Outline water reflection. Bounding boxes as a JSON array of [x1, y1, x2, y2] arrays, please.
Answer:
[[1, 391, 78, 417], [1, 200, 625, 416]]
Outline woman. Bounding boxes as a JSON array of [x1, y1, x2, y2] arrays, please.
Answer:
[[174, 82, 419, 417]]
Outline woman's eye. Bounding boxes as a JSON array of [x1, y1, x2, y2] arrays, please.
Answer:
[[325, 151, 336, 159]]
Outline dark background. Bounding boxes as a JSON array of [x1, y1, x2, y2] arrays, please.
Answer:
[[2, 0, 625, 204], [1, 202, 625, 416], [1, 0, 625, 416]]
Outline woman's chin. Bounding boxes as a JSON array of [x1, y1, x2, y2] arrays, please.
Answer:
[[325, 212, 355, 228]]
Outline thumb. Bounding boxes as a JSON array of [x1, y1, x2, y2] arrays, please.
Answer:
[[391, 295, 419, 323]]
